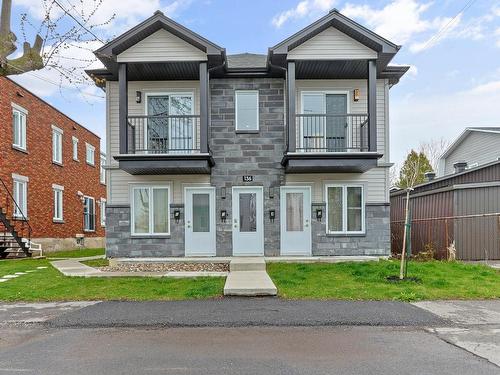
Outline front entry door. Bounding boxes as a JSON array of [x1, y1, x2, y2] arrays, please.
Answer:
[[185, 187, 216, 256], [232, 187, 264, 256], [280, 186, 312, 255]]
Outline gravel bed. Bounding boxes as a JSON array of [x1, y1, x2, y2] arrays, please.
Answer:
[[98, 262, 229, 273]]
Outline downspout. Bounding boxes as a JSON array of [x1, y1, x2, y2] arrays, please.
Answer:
[[267, 50, 289, 151]]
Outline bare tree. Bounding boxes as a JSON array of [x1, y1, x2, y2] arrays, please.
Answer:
[[419, 137, 451, 172], [0, 0, 113, 85]]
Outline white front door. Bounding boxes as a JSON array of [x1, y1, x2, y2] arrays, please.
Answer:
[[185, 187, 216, 256], [280, 186, 312, 255], [232, 186, 264, 256]]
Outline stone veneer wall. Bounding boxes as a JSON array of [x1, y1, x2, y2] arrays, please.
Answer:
[[106, 204, 185, 258], [210, 78, 286, 256]]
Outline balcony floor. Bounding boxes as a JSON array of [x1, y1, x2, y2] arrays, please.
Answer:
[[281, 152, 382, 173], [114, 153, 214, 175]]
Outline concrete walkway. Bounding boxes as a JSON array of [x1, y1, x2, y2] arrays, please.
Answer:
[[223, 257, 277, 296]]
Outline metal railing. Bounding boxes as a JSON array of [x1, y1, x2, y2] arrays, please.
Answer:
[[0, 177, 31, 247], [127, 115, 201, 154], [295, 114, 369, 152]]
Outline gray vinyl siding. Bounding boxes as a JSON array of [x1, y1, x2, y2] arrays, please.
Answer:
[[117, 29, 207, 62], [288, 27, 377, 60], [295, 79, 389, 161], [443, 132, 500, 175]]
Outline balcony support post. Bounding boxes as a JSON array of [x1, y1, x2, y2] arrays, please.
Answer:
[[199, 61, 209, 153], [367, 59, 377, 152], [118, 63, 128, 154], [287, 61, 296, 152]]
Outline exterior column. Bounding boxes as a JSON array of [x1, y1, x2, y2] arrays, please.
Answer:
[[287, 61, 296, 152], [118, 63, 128, 154], [199, 61, 209, 153], [367, 59, 377, 152]]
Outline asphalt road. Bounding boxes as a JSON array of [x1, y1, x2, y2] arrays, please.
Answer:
[[0, 326, 498, 375]]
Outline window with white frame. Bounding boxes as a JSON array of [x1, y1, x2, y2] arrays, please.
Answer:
[[131, 185, 170, 235], [100, 154, 106, 184], [52, 126, 63, 164], [235, 90, 259, 131], [86, 143, 95, 166], [326, 184, 365, 234], [100, 199, 106, 226], [72, 137, 79, 161], [12, 104, 27, 150], [53, 184, 64, 221], [12, 174, 28, 219], [83, 196, 95, 231]]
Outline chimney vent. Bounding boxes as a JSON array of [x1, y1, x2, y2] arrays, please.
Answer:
[[453, 161, 467, 174], [424, 171, 436, 181]]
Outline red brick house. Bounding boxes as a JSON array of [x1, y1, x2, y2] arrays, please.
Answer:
[[0, 77, 106, 254]]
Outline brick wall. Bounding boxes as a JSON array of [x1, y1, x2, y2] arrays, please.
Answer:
[[0, 77, 106, 246]]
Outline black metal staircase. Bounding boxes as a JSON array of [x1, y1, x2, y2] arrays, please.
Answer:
[[0, 177, 32, 258]]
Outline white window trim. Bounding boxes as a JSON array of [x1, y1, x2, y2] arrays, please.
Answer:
[[85, 143, 95, 166], [72, 136, 79, 161], [100, 198, 106, 227], [12, 174, 28, 219], [130, 183, 171, 236], [83, 195, 95, 232], [100, 155, 106, 184], [235, 90, 259, 132], [12, 103, 28, 151], [325, 183, 365, 235], [52, 185, 64, 221], [52, 125, 63, 164]]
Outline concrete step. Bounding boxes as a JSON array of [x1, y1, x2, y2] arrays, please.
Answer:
[[229, 257, 266, 272], [224, 271, 277, 296]]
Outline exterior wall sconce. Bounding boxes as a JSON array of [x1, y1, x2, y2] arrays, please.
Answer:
[[316, 209, 323, 221], [269, 210, 275, 223], [220, 210, 227, 223], [221, 187, 226, 199], [77, 191, 85, 203], [269, 186, 274, 199], [353, 89, 360, 102], [173, 210, 181, 224], [136, 91, 142, 103]]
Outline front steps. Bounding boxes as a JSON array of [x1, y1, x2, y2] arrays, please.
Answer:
[[224, 257, 277, 297]]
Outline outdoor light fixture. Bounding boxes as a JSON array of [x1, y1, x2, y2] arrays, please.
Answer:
[[269, 210, 275, 223], [220, 210, 227, 223], [221, 187, 226, 199], [135, 91, 142, 103], [269, 187, 274, 199], [316, 209, 323, 221], [173, 210, 181, 223], [353, 89, 360, 102]]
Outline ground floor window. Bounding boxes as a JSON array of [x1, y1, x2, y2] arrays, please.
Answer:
[[12, 175, 28, 218], [53, 184, 64, 221], [326, 184, 364, 234], [83, 196, 95, 231], [100, 199, 106, 227], [131, 186, 170, 235]]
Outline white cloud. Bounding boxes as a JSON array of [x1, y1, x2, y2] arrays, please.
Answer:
[[272, 0, 335, 28], [466, 80, 500, 95]]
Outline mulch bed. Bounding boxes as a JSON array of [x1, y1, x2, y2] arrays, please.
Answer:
[[98, 262, 229, 273]]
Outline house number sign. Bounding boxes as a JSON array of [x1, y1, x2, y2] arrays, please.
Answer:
[[242, 176, 254, 182]]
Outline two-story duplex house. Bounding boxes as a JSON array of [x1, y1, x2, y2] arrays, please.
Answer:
[[0, 77, 106, 255], [88, 9, 408, 258]]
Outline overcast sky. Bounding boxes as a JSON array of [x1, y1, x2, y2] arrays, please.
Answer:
[[8, 0, 500, 166]]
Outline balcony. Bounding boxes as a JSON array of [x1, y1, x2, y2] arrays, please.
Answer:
[[114, 115, 214, 175], [281, 113, 382, 173]]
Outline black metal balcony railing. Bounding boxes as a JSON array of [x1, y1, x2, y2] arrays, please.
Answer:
[[295, 114, 369, 152], [127, 115, 201, 154]]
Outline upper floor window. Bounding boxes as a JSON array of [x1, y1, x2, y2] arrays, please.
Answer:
[[12, 104, 27, 151], [12, 174, 28, 219], [52, 125, 63, 164], [326, 184, 365, 235], [235, 90, 259, 132], [100, 154, 106, 184], [86, 143, 95, 166], [72, 137, 79, 161], [52, 184, 64, 221]]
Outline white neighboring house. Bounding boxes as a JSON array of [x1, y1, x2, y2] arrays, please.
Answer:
[[438, 127, 500, 177]]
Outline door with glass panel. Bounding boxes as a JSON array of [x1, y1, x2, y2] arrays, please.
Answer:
[[185, 187, 216, 256], [232, 187, 264, 256], [301, 92, 348, 151], [280, 186, 311, 255], [146, 94, 194, 153]]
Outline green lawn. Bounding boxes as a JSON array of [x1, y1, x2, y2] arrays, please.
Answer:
[[267, 260, 500, 301], [46, 248, 105, 259], [81, 258, 109, 267], [0, 258, 224, 301]]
